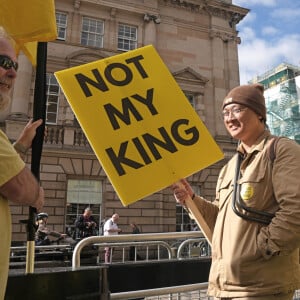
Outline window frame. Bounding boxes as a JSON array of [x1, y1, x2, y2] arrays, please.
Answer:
[[175, 184, 201, 232], [56, 12, 67, 41], [81, 17, 104, 48], [117, 23, 137, 51], [45, 73, 60, 125], [184, 93, 196, 108], [65, 179, 104, 235]]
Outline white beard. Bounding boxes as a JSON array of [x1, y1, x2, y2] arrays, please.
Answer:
[[0, 92, 10, 111]]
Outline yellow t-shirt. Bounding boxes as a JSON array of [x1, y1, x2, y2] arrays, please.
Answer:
[[0, 130, 25, 300]]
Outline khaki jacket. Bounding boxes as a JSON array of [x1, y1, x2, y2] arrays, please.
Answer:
[[193, 131, 300, 298]]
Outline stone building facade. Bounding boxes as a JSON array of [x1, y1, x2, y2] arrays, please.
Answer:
[[2, 0, 248, 242]]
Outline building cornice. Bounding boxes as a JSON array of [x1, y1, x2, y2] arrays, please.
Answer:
[[162, 0, 248, 25], [71, 0, 248, 24], [210, 30, 241, 43]]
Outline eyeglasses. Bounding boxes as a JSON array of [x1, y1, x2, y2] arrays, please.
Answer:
[[222, 107, 247, 119], [0, 55, 18, 72]]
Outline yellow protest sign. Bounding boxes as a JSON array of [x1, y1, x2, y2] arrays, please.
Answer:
[[55, 45, 223, 206]]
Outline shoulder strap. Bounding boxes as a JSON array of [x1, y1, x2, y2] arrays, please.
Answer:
[[268, 136, 281, 163]]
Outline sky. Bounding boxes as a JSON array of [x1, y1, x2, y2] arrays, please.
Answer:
[[232, 0, 300, 84]]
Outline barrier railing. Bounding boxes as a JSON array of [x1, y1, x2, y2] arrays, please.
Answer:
[[94, 240, 173, 263], [110, 282, 210, 300], [11, 244, 70, 254], [72, 231, 205, 270], [177, 238, 211, 258]]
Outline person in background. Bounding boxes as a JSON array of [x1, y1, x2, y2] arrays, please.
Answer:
[[171, 84, 300, 300], [75, 207, 97, 239], [103, 213, 121, 263], [130, 222, 141, 235], [35, 212, 66, 245], [129, 222, 141, 261], [0, 26, 44, 300]]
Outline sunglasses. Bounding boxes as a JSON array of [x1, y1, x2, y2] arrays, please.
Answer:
[[0, 55, 18, 71]]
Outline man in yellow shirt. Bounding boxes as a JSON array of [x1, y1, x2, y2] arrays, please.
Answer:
[[0, 26, 44, 300]]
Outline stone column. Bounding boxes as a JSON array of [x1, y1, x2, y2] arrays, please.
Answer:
[[210, 31, 226, 135], [70, 1, 81, 45], [64, 107, 75, 145], [143, 18, 157, 46]]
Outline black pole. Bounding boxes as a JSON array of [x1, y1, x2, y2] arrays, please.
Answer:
[[31, 42, 47, 179], [25, 42, 47, 274]]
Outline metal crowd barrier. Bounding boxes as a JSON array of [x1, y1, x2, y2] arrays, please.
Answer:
[[94, 240, 173, 264], [7, 232, 211, 299], [110, 282, 210, 300], [11, 244, 71, 254], [7, 231, 300, 300], [72, 231, 205, 269], [10, 244, 72, 263]]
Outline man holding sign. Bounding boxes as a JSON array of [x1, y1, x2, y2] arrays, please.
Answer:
[[172, 84, 300, 300]]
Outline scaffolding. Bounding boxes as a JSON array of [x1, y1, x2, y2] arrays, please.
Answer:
[[252, 63, 300, 144]]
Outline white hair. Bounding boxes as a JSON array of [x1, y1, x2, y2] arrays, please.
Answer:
[[0, 26, 15, 111]]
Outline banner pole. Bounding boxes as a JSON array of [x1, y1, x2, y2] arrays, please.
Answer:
[[177, 181, 212, 245], [25, 42, 47, 274]]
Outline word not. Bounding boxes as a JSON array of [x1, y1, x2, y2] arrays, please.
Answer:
[[75, 55, 148, 97]]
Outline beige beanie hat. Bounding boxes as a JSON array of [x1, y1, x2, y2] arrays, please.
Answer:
[[222, 83, 266, 121]]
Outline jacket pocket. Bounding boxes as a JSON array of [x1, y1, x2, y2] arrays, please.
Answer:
[[223, 228, 265, 286], [216, 176, 232, 211], [238, 160, 274, 212]]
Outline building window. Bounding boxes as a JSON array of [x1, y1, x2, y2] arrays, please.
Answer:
[[46, 73, 60, 125], [81, 17, 104, 48], [176, 205, 192, 232], [185, 93, 195, 108], [66, 179, 103, 236], [56, 12, 67, 41], [176, 184, 200, 231], [118, 24, 137, 51]]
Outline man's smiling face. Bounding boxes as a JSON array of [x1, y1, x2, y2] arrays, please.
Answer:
[[223, 103, 264, 144]]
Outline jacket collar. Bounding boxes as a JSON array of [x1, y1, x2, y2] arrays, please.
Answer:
[[237, 130, 271, 157]]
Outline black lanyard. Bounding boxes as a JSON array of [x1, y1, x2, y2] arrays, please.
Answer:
[[231, 153, 275, 225]]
